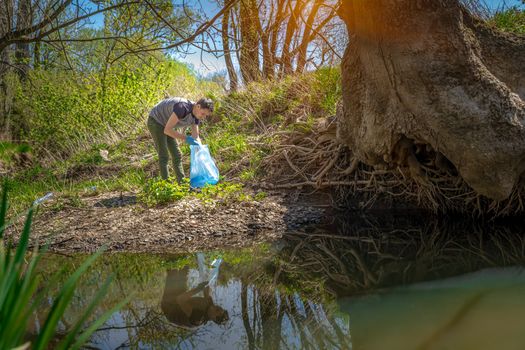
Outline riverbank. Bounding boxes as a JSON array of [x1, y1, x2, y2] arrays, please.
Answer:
[[5, 190, 326, 253]]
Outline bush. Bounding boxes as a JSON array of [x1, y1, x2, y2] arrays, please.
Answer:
[[138, 177, 191, 206], [138, 177, 259, 207], [14, 56, 223, 160]]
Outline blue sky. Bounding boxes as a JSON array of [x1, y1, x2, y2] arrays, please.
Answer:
[[486, 0, 524, 9]]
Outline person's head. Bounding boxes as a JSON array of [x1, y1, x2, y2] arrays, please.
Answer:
[[207, 304, 229, 325], [193, 98, 214, 120]]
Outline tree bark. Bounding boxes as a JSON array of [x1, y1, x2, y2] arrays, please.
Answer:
[[8, 0, 33, 141], [0, 0, 14, 139], [336, 0, 525, 201], [222, 0, 239, 91], [239, 0, 261, 84]]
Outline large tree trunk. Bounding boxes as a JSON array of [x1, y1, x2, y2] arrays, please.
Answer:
[[336, 0, 525, 201]]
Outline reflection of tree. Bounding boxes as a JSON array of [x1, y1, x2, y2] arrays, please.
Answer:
[[239, 277, 351, 350], [241, 282, 255, 350], [276, 216, 525, 296], [36, 251, 352, 348]]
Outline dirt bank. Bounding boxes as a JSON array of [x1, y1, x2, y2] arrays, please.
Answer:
[[7, 190, 326, 253]]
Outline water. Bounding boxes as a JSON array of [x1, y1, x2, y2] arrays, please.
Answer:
[[32, 215, 525, 349]]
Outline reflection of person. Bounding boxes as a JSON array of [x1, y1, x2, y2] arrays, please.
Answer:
[[161, 267, 228, 328]]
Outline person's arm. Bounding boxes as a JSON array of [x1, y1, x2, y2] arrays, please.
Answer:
[[176, 282, 207, 302], [164, 112, 186, 141], [175, 283, 207, 317], [191, 124, 200, 143]]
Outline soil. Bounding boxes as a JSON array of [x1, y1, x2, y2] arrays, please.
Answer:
[[6, 190, 327, 253]]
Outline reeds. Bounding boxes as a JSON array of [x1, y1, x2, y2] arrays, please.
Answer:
[[0, 181, 127, 349]]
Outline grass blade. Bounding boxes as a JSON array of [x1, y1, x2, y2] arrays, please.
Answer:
[[33, 248, 105, 350]]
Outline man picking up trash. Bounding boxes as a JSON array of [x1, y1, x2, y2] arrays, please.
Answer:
[[147, 97, 214, 182]]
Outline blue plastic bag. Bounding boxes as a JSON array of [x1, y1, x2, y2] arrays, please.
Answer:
[[190, 144, 220, 188]]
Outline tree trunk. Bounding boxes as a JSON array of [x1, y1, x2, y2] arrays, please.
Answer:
[[12, 0, 32, 140], [15, 0, 31, 80], [0, 0, 14, 139], [280, 0, 304, 76], [336, 0, 525, 201], [295, 0, 322, 73], [269, 0, 286, 76], [222, 0, 239, 91], [239, 0, 261, 84]]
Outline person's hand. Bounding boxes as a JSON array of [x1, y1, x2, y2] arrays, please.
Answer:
[[185, 135, 200, 146]]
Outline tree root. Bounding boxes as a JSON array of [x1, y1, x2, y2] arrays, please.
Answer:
[[262, 117, 525, 218]]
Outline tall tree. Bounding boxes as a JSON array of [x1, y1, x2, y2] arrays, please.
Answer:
[[219, 0, 342, 86], [0, 0, 14, 139], [12, 0, 32, 139]]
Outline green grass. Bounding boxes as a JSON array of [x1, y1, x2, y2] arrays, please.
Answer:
[[7, 67, 341, 212], [0, 182, 128, 349], [491, 6, 525, 34], [5, 166, 148, 214]]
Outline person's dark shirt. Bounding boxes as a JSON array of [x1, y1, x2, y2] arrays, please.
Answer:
[[149, 97, 200, 127]]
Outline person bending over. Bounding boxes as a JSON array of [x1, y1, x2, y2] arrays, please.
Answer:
[[160, 267, 229, 328], [147, 97, 214, 181]]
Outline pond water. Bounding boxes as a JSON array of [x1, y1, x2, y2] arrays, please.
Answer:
[[34, 215, 525, 349]]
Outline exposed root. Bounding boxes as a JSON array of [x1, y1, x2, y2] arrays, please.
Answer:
[[262, 117, 525, 218]]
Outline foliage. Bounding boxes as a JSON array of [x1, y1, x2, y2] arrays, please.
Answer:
[[203, 67, 340, 180], [12, 52, 223, 160], [0, 182, 127, 349], [217, 67, 340, 128], [138, 177, 192, 206], [491, 5, 525, 34], [137, 177, 263, 207], [5, 65, 340, 216], [0, 141, 31, 170]]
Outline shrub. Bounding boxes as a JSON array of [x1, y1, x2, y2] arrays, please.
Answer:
[[138, 178, 257, 207], [138, 177, 191, 206], [14, 57, 223, 160]]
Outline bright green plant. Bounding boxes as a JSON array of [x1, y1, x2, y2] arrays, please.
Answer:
[[0, 182, 128, 349], [491, 5, 525, 34], [138, 178, 261, 207], [15, 54, 223, 161], [139, 177, 191, 206], [194, 182, 245, 204]]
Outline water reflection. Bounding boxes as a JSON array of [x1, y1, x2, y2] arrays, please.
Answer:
[[161, 255, 229, 329], [36, 248, 351, 349], [278, 215, 525, 295], [33, 215, 525, 349]]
